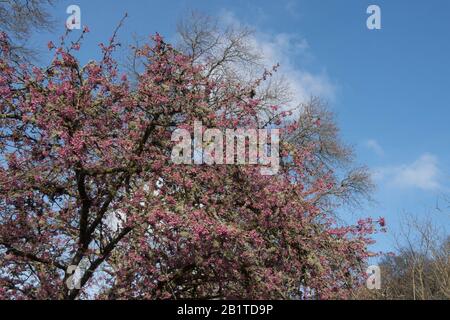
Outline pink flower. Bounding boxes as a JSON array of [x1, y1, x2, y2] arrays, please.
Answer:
[[154, 33, 163, 43], [71, 43, 81, 51]]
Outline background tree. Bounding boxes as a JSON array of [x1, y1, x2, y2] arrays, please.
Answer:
[[355, 215, 449, 300], [0, 0, 55, 60]]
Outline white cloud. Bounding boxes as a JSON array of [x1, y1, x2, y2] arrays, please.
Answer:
[[373, 153, 441, 191], [365, 139, 384, 156], [219, 11, 336, 113]]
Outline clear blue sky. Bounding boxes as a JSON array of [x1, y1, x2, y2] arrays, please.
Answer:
[[30, 0, 450, 253]]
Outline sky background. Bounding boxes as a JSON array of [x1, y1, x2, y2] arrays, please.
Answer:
[[29, 0, 450, 254]]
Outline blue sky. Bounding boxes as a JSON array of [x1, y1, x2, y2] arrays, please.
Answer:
[[29, 0, 450, 253]]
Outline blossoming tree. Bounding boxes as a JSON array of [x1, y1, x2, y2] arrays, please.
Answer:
[[0, 27, 383, 300]]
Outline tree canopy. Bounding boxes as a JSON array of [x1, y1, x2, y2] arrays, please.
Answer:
[[0, 22, 383, 299]]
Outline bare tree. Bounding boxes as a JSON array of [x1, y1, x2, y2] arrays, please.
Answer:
[[176, 12, 291, 115], [356, 215, 450, 300], [0, 0, 55, 60]]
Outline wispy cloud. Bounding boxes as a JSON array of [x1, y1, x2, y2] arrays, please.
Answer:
[[285, 0, 302, 19], [365, 139, 384, 156], [373, 153, 441, 191], [220, 10, 336, 111]]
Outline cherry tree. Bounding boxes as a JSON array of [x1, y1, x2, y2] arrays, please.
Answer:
[[0, 26, 383, 300]]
